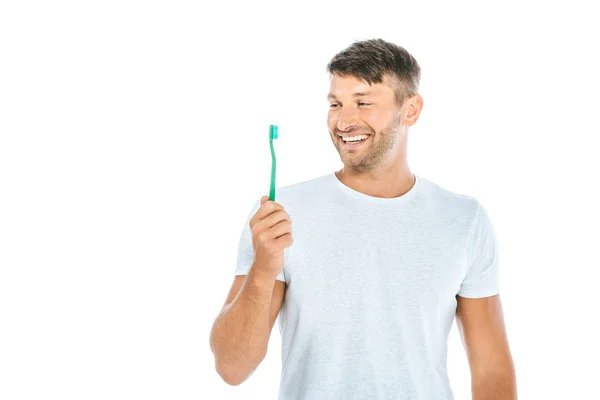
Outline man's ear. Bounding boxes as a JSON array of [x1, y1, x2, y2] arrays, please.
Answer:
[[403, 94, 423, 127]]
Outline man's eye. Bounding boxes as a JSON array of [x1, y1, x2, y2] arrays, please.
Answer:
[[329, 103, 369, 108]]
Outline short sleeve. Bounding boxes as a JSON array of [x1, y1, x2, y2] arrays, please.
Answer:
[[234, 199, 286, 283], [458, 202, 500, 298]]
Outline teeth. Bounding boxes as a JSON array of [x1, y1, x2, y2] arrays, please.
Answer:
[[340, 134, 368, 142]]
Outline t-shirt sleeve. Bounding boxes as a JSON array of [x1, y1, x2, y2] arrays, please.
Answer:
[[458, 201, 500, 298], [234, 199, 286, 283]]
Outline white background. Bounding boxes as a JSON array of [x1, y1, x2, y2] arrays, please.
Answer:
[[1, 0, 599, 399]]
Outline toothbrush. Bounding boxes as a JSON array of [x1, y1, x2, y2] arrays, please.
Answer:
[[269, 125, 278, 201]]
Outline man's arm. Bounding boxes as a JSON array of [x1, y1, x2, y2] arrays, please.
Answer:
[[209, 267, 286, 386], [456, 294, 517, 399]]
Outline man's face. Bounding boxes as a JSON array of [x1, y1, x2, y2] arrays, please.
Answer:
[[327, 74, 403, 170]]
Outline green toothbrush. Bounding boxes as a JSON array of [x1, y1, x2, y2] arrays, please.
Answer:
[[269, 124, 278, 201]]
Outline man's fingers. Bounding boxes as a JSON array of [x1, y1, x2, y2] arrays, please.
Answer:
[[250, 196, 290, 229], [251, 196, 279, 225]]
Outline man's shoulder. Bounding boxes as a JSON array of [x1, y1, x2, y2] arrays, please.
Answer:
[[417, 174, 481, 217], [277, 172, 332, 195], [271, 172, 335, 209]]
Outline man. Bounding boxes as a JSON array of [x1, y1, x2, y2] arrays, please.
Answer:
[[209, 38, 517, 399]]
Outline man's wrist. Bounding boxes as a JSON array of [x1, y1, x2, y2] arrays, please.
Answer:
[[247, 265, 278, 289]]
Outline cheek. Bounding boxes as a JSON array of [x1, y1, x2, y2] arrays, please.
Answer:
[[358, 111, 379, 132], [363, 111, 391, 132], [327, 113, 337, 128], [361, 110, 380, 122]]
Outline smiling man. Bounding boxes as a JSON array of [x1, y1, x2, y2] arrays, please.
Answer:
[[210, 38, 517, 399]]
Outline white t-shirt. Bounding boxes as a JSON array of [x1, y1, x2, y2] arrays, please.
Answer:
[[235, 171, 500, 400]]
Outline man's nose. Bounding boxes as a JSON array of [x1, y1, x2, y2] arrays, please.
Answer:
[[336, 106, 359, 132]]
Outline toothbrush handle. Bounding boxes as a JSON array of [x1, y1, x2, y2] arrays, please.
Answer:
[[269, 138, 276, 201]]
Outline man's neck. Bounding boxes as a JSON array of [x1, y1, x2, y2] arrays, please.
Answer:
[[335, 166, 415, 199]]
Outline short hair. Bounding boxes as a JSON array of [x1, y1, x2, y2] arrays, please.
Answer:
[[326, 38, 421, 107]]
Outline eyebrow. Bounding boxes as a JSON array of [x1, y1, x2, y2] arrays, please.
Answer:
[[327, 91, 376, 100]]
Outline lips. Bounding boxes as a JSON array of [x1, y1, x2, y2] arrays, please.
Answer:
[[337, 133, 371, 140], [338, 134, 371, 149]]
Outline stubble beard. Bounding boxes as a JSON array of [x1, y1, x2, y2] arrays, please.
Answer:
[[336, 114, 402, 171]]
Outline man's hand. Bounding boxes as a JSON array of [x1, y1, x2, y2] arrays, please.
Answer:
[[249, 195, 294, 280]]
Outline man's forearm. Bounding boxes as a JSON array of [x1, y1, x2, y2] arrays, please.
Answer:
[[472, 369, 517, 399], [209, 267, 276, 385]]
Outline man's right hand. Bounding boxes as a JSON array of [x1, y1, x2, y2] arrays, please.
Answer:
[[249, 195, 294, 280]]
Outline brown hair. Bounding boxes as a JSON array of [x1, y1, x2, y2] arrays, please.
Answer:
[[326, 38, 421, 107]]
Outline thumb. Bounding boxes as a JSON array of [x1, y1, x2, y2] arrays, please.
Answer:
[[260, 195, 269, 205]]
